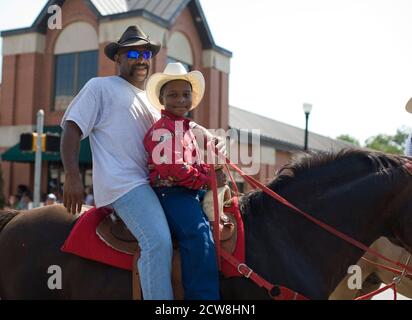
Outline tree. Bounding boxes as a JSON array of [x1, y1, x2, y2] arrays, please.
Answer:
[[364, 128, 409, 155], [392, 128, 409, 149], [336, 134, 360, 147]]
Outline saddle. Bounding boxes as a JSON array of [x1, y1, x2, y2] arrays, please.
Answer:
[[96, 186, 237, 300]]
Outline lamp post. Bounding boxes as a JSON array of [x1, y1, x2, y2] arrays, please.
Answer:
[[33, 109, 44, 208], [303, 103, 312, 151], [406, 97, 412, 113]]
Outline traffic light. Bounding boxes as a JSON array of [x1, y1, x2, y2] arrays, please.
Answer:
[[19, 132, 60, 153], [20, 133, 37, 151], [45, 133, 60, 152]]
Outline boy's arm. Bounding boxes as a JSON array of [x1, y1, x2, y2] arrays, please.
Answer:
[[164, 162, 212, 189], [145, 130, 212, 190]]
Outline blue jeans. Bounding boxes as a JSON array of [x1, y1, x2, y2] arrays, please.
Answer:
[[154, 186, 220, 300], [111, 184, 173, 300]]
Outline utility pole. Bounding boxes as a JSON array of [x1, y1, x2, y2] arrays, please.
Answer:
[[33, 109, 44, 208]]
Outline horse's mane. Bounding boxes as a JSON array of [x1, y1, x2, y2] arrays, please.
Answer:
[[278, 148, 405, 177], [239, 148, 407, 215], [0, 210, 20, 233]]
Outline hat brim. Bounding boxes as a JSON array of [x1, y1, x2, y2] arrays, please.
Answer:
[[104, 39, 161, 61], [406, 98, 412, 113], [146, 71, 205, 111]]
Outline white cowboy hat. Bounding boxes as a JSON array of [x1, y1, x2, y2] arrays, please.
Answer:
[[406, 97, 412, 113], [146, 62, 205, 111]]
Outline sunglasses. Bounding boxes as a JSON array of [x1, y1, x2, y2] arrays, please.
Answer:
[[126, 50, 153, 60]]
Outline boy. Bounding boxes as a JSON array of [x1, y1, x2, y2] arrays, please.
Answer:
[[144, 62, 226, 299]]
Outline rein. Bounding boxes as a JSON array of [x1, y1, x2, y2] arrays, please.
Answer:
[[355, 254, 411, 300], [360, 256, 412, 281], [208, 143, 412, 299]]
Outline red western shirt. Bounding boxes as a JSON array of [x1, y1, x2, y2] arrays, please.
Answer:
[[143, 110, 212, 190]]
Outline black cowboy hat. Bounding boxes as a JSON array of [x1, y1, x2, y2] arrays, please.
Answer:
[[104, 25, 161, 61]]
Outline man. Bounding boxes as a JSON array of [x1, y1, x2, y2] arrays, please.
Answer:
[[405, 132, 412, 156], [45, 193, 57, 206], [405, 98, 412, 156], [60, 25, 173, 300]]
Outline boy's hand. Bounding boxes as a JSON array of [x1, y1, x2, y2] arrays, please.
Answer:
[[214, 137, 227, 156], [215, 168, 228, 187], [191, 124, 227, 156]]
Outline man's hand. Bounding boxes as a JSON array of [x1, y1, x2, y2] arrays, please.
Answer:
[[63, 173, 84, 215]]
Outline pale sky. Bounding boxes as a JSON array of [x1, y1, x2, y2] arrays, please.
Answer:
[[1, 0, 412, 143]]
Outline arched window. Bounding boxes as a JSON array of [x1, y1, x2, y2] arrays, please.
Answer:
[[167, 32, 194, 117], [167, 31, 193, 71], [53, 22, 98, 111]]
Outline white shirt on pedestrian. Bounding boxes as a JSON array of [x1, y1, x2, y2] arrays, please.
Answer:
[[61, 76, 160, 207], [405, 132, 412, 156]]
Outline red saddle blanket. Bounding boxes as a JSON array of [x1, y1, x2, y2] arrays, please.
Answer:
[[61, 199, 245, 277], [61, 207, 133, 271]]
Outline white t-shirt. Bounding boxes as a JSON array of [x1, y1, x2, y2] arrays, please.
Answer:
[[61, 76, 160, 207], [405, 132, 412, 156]]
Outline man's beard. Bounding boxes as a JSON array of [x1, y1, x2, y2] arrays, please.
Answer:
[[130, 64, 149, 80]]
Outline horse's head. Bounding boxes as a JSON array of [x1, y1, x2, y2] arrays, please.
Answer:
[[274, 149, 412, 254], [385, 160, 412, 254], [237, 149, 412, 299]]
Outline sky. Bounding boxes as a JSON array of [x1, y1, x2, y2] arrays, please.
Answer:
[[1, 0, 412, 144]]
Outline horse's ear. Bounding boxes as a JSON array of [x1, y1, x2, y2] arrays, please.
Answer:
[[386, 235, 404, 248]]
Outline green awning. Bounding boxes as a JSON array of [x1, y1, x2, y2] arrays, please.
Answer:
[[1, 126, 92, 164]]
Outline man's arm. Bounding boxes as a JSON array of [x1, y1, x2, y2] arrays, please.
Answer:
[[61, 121, 85, 214]]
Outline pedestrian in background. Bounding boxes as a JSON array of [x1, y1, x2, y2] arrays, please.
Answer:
[[405, 98, 412, 156]]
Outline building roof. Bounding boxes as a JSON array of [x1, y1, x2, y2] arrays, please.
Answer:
[[0, 0, 232, 57], [91, 0, 188, 21], [229, 106, 355, 152]]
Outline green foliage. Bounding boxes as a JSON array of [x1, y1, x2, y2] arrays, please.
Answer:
[[392, 128, 409, 148], [337, 127, 411, 155], [364, 127, 410, 155], [365, 134, 402, 154], [336, 134, 360, 147]]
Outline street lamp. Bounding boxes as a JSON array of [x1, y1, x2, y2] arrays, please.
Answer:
[[303, 103, 313, 151], [406, 97, 412, 113]]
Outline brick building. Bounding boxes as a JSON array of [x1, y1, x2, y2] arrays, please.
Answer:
[[0, 0, 231, 199], [0, 0, 350, 200]]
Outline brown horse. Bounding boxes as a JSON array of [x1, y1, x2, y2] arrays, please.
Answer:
[[1, 149, 412, 299], [330, 237, 412, 300]]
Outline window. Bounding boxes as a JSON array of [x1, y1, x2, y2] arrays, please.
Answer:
[[53, 50, 98, 111], [167, 56, 191, 71], [261, 146, 276, 165], [166, 31, 194, 118]]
